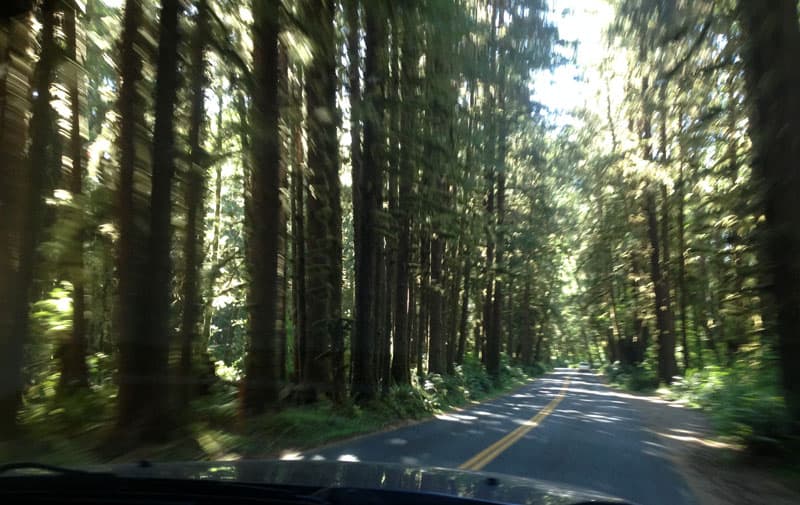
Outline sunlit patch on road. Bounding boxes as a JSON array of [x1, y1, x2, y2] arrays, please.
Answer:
[[337, 454, 360, 462]]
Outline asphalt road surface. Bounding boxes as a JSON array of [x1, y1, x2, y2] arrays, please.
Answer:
[[299, 369, 696, 505]]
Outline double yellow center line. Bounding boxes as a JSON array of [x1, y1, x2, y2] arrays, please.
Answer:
[[459, 378, 571, 472]]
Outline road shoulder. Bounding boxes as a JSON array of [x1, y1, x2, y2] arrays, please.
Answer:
[[606, 382, 800, 505], [294, 377, 540, 459]]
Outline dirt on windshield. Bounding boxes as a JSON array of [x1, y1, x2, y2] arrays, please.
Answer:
[[624, 389, 800, 505]]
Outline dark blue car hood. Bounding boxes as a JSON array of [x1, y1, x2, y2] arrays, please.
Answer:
[[100, 460, 629, 505]]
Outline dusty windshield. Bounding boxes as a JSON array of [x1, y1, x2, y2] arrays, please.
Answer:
[[1, 1, 799, 504]]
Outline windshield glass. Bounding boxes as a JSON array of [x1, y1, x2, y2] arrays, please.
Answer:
[[1, 1, 799, 505]]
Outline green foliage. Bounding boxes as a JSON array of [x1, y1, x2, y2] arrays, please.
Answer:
[[459, 355, 494, 396], [668, 361, 793, 449], [605, 361, 660, 392]]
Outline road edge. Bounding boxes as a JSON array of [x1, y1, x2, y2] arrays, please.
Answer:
[[281, 376, 542, 458]]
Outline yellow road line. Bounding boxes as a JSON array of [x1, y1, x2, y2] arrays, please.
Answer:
[[459, 378, 571, 472]]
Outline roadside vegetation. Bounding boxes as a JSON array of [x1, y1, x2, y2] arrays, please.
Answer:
[[604, 354, 798, 463], [6, 355, 546, 464]]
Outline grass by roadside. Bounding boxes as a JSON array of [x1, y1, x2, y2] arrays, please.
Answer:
[[1, 356, 548, 466]]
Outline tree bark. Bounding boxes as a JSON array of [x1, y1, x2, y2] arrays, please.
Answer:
[[456, 254, 471, 365], [417, 233, 430, 376], [115, 0, 156, 436], [428, 233, 445, 375], [0, 9, 37, 437], [242, 0, 283, 415], [59, 0, 89, 393], [201, 92, 224, 351], [178, 0, 209, 404], [483, 0, 501, 379], [390, 4, 416, 386], [521, 273, 533, 366], [352, 0, 385, 402], [304, 0, 341, 401], [677, 160, 691, 370], [291, 118, 307, 384], [133, 0, 181, 434], [738, 0, 800, 424], [646, 191, 679, 383]]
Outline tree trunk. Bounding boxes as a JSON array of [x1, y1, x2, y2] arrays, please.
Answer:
[[428, 234, 445, 375], [640, 74, 677, 384], [201, 92, 224, 351], [344, 0, 360, 394], [277, 45, 289, 385], [352, 0, 385, 402], [133, 0, 181, 435], [521, 273, 533, 366], [677, 160, 691, 370], [487, 80, 507, 381], [0, 10, 37, 437], [738, 0, 800, 424], [115, 0, 155, 436], [483, 0, 501, 378], [417, 233, 430, 376], [391, 18, 415, 383], [444, 247, 460, 375], [456, 255, 471, 365], [242, 0, 283, 415], [291, 118, 307, 384], [59, 0, 89, 393], [646, 191, 679, 383], [304, 0, 341, 401], [178, 0, 209, 405]]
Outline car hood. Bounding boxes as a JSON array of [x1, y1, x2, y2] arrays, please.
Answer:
[[100, 460, 629, 505]]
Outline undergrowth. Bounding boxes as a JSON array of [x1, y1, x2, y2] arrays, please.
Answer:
[[667, 361, 795, 456], [604, 361, 660, 392], [605, 357, 798, 459], [2, 354, 548, 465]]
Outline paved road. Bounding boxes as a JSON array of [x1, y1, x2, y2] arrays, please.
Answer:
[[298, 369, 697, 505]]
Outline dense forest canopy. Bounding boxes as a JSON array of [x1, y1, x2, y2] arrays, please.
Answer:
[[0, 0, 798, 458]]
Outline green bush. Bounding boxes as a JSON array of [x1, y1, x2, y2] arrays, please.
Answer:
[[458, 355, 493, 397], [605, 361, 659, 392], [669, 361, 793, 450]]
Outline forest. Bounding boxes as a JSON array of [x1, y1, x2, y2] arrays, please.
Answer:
[[0, 0, 798, 464]]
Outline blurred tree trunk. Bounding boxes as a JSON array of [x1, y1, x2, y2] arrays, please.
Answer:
[[488, 77, 507, 380], [521, 273, 533, 366], [352, 0, 385, 402], [417, 233, 430, 376], [201, 92, 224, 351], [179, 0, 209, 405], [291, 115, 307, 384], [482, 0, 500, 378], [639, 73, 677, 384], [344, 0, 361, 388], [304, 0, 341, 401], [0, 10, 37, 437], [59, 0, 89, 393], [390, 6, 413, 386], [242, 0, 283, 415], [278, 46, 289, 384], [456, 254, 471, 365], [116, 0, 158, 436], [131, 0, 181, 436], [646, 191, 678, 383], [446, 248, 461, 375], [738, 0, 800, 425], [677, 159, 691, 370]]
